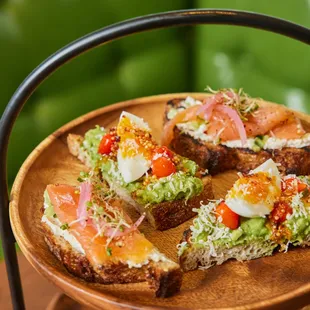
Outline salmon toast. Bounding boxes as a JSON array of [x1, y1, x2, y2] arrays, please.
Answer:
[[67, 111, 213, 230], [178, 159, 310, 271], [163, 88, 310, 175], [41, 174, 182, 297]]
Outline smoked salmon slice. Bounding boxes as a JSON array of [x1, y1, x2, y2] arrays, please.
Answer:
[[163, 91, 306, 145], [46, 184, 154, 266]]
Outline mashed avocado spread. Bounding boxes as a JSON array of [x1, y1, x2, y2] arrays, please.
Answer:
[[284, 190, 310, 244], [82, 127, 203, 205], [193, 215, 272, 249], [181, 193, 310, 257], [100, 158, 203, 205], [43, 191, 56, 218], [81, 126, 106, 168]]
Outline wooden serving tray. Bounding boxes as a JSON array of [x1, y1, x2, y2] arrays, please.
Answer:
[[9, 93, 310, 310]]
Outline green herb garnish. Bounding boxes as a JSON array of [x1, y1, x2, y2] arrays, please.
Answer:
[[106, 247, 112, 256], [53, 214, 57, 218], [80, 171, 89, 178], [60, 223, 69, 230], [96, 206, 104, 215], [252, 135, 269, 152]]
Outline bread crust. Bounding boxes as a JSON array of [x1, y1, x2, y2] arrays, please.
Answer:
[[149, 176, 213, 230], [67, 133, 214, 231], [42, 222, 182, 297], [178, 229, 277, 271], [165, 99, 310, 175]]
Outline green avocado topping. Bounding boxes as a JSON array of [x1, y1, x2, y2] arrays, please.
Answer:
[[82, 127, 203, 205], [44, 190, 56, 218], [81, 125, 106, 168], [284, 191, 310, 244], [134, 171, 203, 205], [192, 210, 272, 250], [100, 158, 203, 206], [252, 135, 269, 152], [180, 192, 310, 257]]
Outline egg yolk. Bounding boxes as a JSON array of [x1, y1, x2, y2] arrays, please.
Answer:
[[117, 116, 155, 159], [230, 172, 281, 206]]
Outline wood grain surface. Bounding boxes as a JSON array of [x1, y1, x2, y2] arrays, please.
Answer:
[[9, 93, 310, 310]]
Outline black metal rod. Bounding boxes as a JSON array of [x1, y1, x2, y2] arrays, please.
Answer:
[[0, 9, 309, 310], [2, 241, 24, 309]]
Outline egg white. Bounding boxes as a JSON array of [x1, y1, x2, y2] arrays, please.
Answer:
[[117, 149, 150, 183], [225, 159, 281, 218], [119, 111, 150, 131], [117, 112, 152, 183], [251, 158, 281, 188], [225, 197, 272, 218]]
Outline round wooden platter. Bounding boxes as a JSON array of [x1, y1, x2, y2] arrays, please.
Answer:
[[9, 93, 310, 310]]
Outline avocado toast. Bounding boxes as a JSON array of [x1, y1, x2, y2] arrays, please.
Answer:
[[67, 112, 213, 230], [163, 88, 310, 175], [42, 174, 182, 297], [178, 159, 310, 271]]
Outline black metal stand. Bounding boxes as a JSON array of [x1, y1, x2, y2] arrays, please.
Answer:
[[0, 9, 309, 310]]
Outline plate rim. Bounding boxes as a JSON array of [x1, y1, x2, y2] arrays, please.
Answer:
[[9, 93, 310, 310]]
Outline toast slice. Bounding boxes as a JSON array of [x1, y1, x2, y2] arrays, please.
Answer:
[[163, 93, 310, 175], [42, 177, 182, 297], [178, 159, 310, 271], [67, 112, 213, 231]]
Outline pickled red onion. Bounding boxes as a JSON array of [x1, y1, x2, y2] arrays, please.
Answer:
[[215, 105, 247, 145], [77, 182, 92, 228], [197, 93, 223, 121]]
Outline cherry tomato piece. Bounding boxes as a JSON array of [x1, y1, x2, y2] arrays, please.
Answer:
[[298, 182, 307, 192], [153, 146, 174, 159], [270, 201, 293, 224], [98, 134, 115, 155], [152, 157, 176, 178], [215, 201, 240, 230], [281, 178, 295, 192], [282, 177, 308, 193]]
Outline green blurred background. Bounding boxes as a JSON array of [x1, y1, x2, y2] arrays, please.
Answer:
[[0, 1, 309, 258]]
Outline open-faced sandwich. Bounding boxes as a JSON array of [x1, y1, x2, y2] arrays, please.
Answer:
[[41, 173, 182, 297], [67, 111, 213, 230], [178, 159, 310, 271], [163, 88, 310, 175]]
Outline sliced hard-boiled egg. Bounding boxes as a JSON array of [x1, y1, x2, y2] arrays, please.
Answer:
[[251, 158, 281, 188], [225, 159, 281, 218], [117, 112, 152, 183], [118, 111, 150, 134], [117, 147, 150, 183]]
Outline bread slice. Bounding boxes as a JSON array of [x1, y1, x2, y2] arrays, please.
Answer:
[[177, 160, 310, 271], [179, 229, 310, 272], [179, 228, 277, 271], [164, 98, 310, 175], [67, 133, 213, 231], [42, 181, 183, 298], [42, 221, 182, 297]]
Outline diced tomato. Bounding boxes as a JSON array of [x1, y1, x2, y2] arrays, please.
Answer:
[[215, 201, 240, 230], [152, 157, 176, 178], [98, 134, 115, 155], [298, 182, 307, 192], [153, 146, 174, 159], [270, 201, 293, 225], [282, 177, 308, 193]]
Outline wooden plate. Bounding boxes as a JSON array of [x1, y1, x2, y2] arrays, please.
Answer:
[[10, 93, 310, 310]]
